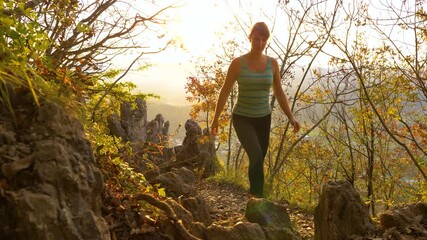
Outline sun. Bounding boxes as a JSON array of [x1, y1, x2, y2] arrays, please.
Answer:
[[165, 0, 233, 60]]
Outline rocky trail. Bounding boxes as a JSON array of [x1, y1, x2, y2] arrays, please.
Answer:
[[196, 180, 315, 240], [3, 97, 426, 240]]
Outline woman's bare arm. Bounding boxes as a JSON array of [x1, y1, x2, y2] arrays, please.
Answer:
[[271, 58, 301, 133], [211, 58, 240, 134]]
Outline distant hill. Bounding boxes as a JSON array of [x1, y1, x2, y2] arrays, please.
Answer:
[[147, 100, 192, 145]]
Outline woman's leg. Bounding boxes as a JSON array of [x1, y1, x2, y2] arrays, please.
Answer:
[[255, 114, 271, 159], [232, 114, 271, 197]]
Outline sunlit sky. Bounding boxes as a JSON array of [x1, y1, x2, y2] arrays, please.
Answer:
[[157, 0, 276, 63], [123, 0, 279, 105], [120, 0, 421, 106]]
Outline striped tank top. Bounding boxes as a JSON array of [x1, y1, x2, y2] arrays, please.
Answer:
[[233, 57, 274, 117]]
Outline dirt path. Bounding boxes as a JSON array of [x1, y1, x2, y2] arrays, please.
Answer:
[[196, 180, 315, 240]]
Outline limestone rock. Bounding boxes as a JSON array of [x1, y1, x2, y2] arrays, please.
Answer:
[[107, 113, 128, 141], [262, 226, 302, 240], [146, 113, 170, 143], [120, 98, 147, 142], [245, 198, 292, 228], [205, 222, 266, 240], [172, 166, 196, 184], [245, 198, 301, 240], [173, 119, 217, 177], [157, 167, 196, 197], [182, 196, 213, 226], [314, 181, 376, 240], [107, 98, 169, 148], [379, 202, 427, 239], [0, 102, 109, 240]]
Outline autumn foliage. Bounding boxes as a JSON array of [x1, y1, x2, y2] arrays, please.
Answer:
[[185, 0, 427, 213]]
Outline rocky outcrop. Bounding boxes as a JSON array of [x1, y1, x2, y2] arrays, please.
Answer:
[[107, 99, 217, 179], [183, 195, 213, 226], [171, 119, 218, 177], [0, 101, 109, 240], [314, 181, 427, 240], [314, 181, 376, 240], [120, 98, 148, 142], [246, 198, 293, 227], [146, 113, 170, 143], [180, 198, 302, 240], [107, 98, 170, 150], [5, 93, 426, 240], [157, 167, 197, 197], [151, 163, 301, 240], [379, 202, 427, 239], [246, 198, 301, 240], [137, 174, 427, 240]]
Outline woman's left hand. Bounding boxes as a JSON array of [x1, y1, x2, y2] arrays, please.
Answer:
[[289, 118, 301, 133]]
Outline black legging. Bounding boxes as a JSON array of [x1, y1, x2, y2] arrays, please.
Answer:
[[232, 113, 271, 198]]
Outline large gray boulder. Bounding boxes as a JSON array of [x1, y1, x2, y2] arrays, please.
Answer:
[[314, 181, 376, 240], [246, 198, 292, 227], [0, 101, 109, 240], [245, 198, 301, 240]]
